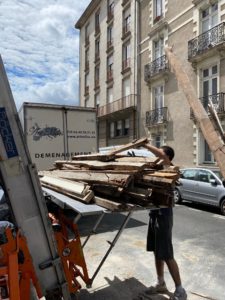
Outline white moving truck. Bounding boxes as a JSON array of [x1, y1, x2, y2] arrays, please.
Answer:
[[19, 102, 97, 170]]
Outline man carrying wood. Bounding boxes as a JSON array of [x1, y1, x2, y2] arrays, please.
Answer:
[[144, 145, 187, 300]]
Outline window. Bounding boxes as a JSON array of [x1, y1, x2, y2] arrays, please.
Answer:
[[107, 87, 113, 103], [95, 11, 100, 34], [201, 2, 218, 33], [85, 97, 89, 107], [85, 24, 90, 45], [182, 169, 197, 180], [116, 120, 123, 136], [197, 170, 211, 183], [123, 42, 131, 70], [154, 38, 164, 60], [95, 38, 100, 60], [153, 85, 164, 122], [202, 64, 218, 109], [110, 122, 115, 138], [85, 73, 89, 94], [123, 8, 131, 34], [110, 119, 129, 137], [107, 54, 113, 80], [95, 93, 100, 107], [154, 0, 164, 20], [85, 49, 89, 70], [108, 0, 114, 19], [124, 118, 130, 135], [107, 25, 113, 48], [95, 66, 100, 87], [123, 77, 131, 97], [154, 135, 162, 148], [204, 140, 214, 163]]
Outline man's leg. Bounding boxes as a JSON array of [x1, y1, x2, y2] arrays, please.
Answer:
[[165, 258, 181, 286], [155, 257, 165, 283], [165, 258, 187, 300]]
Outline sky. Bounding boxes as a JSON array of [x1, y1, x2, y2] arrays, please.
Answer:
[[0, 0, 90, 110]]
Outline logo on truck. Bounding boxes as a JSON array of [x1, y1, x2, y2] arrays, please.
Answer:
[[29, 123, 62, 141]]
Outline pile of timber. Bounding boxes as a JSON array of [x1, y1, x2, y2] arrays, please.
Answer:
[[39, 138, 180, 211]]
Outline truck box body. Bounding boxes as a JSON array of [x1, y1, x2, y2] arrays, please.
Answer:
[[19, 102, 97, 170]]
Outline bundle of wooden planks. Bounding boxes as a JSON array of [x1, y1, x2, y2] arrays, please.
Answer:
[[39, 138, 180, 211]]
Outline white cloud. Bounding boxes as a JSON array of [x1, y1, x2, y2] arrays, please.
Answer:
[[0, 0, 90, 109]]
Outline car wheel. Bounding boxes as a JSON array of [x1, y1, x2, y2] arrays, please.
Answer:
[[174, 188, 182, 204], [220, 198, 225, 215]]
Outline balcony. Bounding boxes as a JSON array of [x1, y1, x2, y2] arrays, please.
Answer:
[[95, 25, 100, 36], [144, 55, 169, 82], [94, 79, 100, 90], [85, 37, 89, 47], [84, 86, 89, 96], [107, 40, 113, 53], [122, 58, 131, 73], [146, 107, 168, 127], [85, 61, 89, 71], [190, 93, 225, 118], [97, 94, 137, 117], [107, 8, 114, 23], [122, 0, 130, 6], [188, 23, 225, 62], [95, 52, 100, 63], [107, 69, 113, 82], [122, 23, 131, 39]]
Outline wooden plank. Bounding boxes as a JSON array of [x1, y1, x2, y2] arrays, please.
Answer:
[[208, 100, 225, 143], [149, 171, 180, 180], [92, 184, 123, 198], [54, 160, 148, 171], [165, 47, 225, 179], [139, 174, 176, 186], [107, 137, 149, 155], [40, 175, 90, 196], [94, 196, 135, 211], [72, 153, 116, 162], [41, 182, 94, 203], [39, 170, 133, 187], [115, 156, 158, 163]]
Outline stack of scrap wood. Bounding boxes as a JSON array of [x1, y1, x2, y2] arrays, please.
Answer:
[[39, 138, 180, 211]]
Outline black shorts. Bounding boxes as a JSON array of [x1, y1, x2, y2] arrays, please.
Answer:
[[147, 213, 174, 260]]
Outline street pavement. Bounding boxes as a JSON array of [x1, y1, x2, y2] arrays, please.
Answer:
[[76, 203, 225, 300]]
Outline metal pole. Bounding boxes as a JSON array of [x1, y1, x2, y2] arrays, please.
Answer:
[[89, 211, 133, 286]]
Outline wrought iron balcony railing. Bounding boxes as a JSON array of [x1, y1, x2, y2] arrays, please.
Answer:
[[146, 107, 168, 126], [107, 8, 114, 22], [144, 55, 168, 81], [107, 69, 113, 81], [97, 94, 137, 117], [95, 25, 100, 36], [84, 86, 89, 95], [188, 22, 225, 60], [122, 23, 131, 37], [190, 93, 225, 118], [107, 39, 113, 51], [122, 58, 131, 71]]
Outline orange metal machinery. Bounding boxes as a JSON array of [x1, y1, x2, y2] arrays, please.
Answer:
[[0, 227, 42, 300]]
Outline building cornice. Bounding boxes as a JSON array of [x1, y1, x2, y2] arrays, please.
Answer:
[[75, 0, 100, 29]]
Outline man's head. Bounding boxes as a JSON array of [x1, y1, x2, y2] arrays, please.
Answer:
[[160, 145, 175, 161]]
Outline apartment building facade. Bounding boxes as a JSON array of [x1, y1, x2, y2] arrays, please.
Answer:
[[76, 0, 225, 167], [139, 0, 225, 167], [75, 0, 140, 148]]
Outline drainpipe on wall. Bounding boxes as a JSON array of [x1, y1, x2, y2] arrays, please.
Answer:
[[134, 0, 141, 139]]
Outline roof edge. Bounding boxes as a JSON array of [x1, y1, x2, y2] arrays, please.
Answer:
[[75, 0, 100, 29]]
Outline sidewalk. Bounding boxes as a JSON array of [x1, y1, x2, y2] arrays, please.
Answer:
[[76, 212, 219, 300]]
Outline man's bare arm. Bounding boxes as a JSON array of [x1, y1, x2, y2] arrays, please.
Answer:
[[143, 143, 171, 165]]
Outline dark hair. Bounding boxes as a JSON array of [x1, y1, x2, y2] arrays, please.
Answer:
[[160, 145, 175, 161]]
